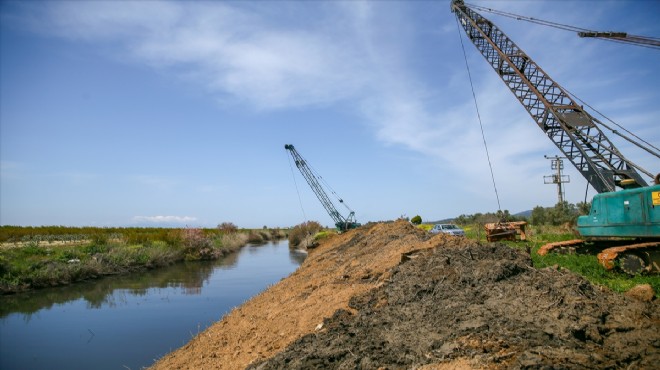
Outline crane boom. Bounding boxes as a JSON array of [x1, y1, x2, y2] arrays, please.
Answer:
[[285, 144, 359, 231], [450, 0, 648, 193]]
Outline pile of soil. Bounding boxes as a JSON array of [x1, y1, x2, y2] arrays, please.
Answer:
[[152, 221, 659, 370]]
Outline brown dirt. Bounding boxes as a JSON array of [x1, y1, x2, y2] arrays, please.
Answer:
[[151, 221, 660, 370]]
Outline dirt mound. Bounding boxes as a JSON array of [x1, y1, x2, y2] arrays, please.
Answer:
[[250, 238, 660, 369], [152, 221, 659, 370], [151, 221, 439, 370]]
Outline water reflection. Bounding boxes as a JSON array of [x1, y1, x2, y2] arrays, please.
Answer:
[[0, 240, 305, 370], [289, 249, 308, 265], [0, 241, 300, 319], [0, 260, 217, 318]]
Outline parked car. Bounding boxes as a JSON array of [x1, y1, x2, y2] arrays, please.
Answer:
[[430, 223, 465, 236]]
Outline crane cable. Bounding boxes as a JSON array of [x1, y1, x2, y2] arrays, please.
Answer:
[[465, 2, 660, 50], [463, 1, 659, 179], [563, 86, 660, 159], [305, 158, 355, 214], [286, 150, 307, 222], [455, 15, 502, 213]]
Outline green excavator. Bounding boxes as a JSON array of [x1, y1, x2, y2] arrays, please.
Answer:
[[451, 0, 659, 274]]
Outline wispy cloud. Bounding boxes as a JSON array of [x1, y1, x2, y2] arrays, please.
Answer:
[[9, 0, 655, 203], [132, 215, 196, 224], [4, 1, 540, 158], [15, 1, 371, 110]]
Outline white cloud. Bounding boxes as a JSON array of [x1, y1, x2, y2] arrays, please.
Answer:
[[10, 0, 657, 210], [19, 1, 371, 110], [132, 215, 197, 224]]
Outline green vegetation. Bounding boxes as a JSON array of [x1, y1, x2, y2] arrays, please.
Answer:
[[453, 209, 526, 225], [410, 215, 422, 225], [288, 221, 323, 248], [458, 222, 659, 298], [436, 202, 656, 298], [314, 230, 338, 242], [529, 201, 590, 226], [0, 225, 286, 294]]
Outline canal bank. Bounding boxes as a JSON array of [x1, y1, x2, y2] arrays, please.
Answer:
[[0, 240, 304, 370], [152, 221, 659, 369], [0, 228, 287, 294]]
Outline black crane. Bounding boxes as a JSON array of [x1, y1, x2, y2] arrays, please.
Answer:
[[451, 0, 657, 194], [285, 144, 360, 232]]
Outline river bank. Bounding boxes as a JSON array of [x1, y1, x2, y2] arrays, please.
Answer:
[[152, 221, 659, 369], [1, 240, 304, 370], [0, 227, 287, 294]]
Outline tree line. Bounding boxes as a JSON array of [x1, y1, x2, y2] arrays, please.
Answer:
[[453, 201, 590, 226]]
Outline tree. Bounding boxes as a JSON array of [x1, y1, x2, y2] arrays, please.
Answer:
[[530, 206, 547, 226], [577, 201, 591, 216], [410, 215, 422, 225]]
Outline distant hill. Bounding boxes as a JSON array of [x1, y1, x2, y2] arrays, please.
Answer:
[[513, 210, 532, 219]]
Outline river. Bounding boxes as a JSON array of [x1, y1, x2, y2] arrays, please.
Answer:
[[0, 240, 306, 370]]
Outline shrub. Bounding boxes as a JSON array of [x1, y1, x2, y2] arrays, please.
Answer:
[[247, 231, 264, 244], [411, 215, 422, 225], [180, 228, 214, 259], [218, 222, 238, 234], [218, 232, 249, 251], [270, 228, 287, 239], [288, 221, 323, 247]]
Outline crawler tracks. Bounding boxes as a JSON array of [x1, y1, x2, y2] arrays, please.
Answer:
[[539, 239, 660, 274]]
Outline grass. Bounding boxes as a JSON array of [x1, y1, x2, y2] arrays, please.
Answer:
[[459, 223, 659, 298], [0, 227, 283, 294]]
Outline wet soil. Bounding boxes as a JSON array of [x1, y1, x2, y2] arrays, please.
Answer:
[[152, 221, 659, 370]]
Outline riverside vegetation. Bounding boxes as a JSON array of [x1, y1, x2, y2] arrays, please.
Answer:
[[0, 224, 287, 294]]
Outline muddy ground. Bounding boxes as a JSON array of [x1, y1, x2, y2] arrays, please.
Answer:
[[152, 221, 659, 370]]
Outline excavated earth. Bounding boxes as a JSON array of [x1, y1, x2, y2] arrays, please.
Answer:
[[152, 221, 659, 370]]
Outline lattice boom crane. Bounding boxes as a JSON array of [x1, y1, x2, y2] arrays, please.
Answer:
[[285, 144, 359, 232], [451, 0, 659, 274], [450, 0, 652, 193]]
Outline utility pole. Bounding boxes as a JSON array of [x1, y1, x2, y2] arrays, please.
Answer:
[[544, 155, 570, 204]]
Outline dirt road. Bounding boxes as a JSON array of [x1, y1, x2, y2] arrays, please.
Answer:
[[152, 221, 659, 369]]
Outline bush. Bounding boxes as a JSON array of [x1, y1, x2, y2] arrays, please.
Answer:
[[247, 231, 264, 244], [218, 232, 249, 251], [288, 221, 323, 247], [218, 222, 238, 234], [270, 228, 287, 239], [410, 215, 422, 225], [180, 228, 214, 259]]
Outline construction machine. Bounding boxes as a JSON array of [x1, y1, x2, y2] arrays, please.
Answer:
[[450, 0, 659, 273], [285, 144, 360, 232]]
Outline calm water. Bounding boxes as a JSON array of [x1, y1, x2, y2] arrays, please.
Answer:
[[0, 240, 306, 370]]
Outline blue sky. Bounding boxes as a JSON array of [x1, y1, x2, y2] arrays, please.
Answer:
[[1, 0, 659, 228]]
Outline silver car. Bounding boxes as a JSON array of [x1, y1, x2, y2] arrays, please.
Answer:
[[430, 223, 465, 236]]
